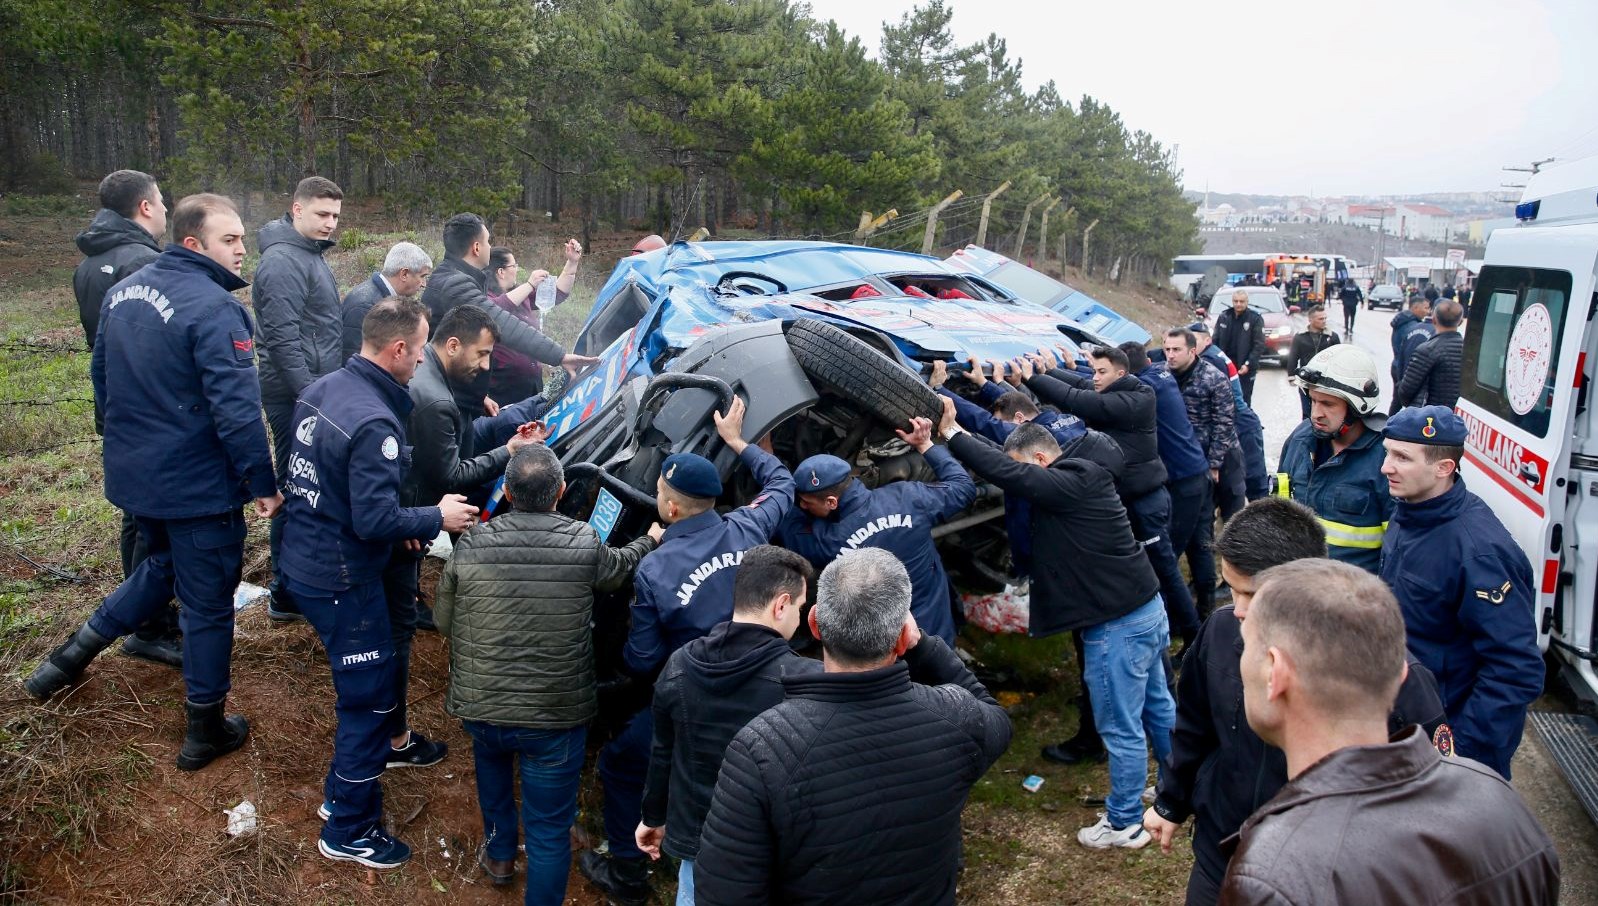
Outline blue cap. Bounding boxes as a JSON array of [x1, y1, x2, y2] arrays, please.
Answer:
[[660, 453, 722, 498], [794, 454, 852, 492], [1186, 321, 1210, 335], [1384, 406, 1466, 446]]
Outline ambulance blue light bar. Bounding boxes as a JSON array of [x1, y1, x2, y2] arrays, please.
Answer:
[[1515, 200, 1541, 221]]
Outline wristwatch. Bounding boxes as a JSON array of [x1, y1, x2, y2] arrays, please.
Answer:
[[941, 424, 965, 441]]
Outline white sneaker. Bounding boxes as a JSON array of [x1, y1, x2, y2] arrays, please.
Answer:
[[1077, 814, 1152, 850]]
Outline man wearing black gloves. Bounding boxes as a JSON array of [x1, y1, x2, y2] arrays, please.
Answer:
[[694, 548, 1010, 905], [1143, 498, 1448, 906], [1211, 289, 1265, 405], [940, 399, 1173, 850]]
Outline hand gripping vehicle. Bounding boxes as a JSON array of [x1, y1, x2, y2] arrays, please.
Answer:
[[1457, 157, 1598, 822]]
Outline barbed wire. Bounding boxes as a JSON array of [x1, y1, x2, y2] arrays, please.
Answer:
[[0, 437, 97, 457], [0, 398, 94, 407], [0, 340, 84, 355]]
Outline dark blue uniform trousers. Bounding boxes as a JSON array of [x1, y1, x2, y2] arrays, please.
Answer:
[[88, 510, 245, 704], [1128, 486, 1200, 643], [598, 706, 654, 861], [287, 576, 396, 844], [381, 545, 422, 738]]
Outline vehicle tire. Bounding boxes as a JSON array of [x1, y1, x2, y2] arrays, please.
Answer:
[[786, 318, 942, 427]]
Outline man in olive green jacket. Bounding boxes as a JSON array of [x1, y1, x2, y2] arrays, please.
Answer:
[[436, 444, 662, 897]]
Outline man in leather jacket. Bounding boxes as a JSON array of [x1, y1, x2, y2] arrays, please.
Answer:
[[1219, 559, 1558, 906]]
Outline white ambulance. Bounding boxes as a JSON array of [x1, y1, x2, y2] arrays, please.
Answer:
[[1458, 158, 1598, 716]]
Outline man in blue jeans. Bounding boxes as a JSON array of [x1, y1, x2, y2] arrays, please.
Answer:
[[942, 405, 1175, 849], [437, 445, 660, 901]]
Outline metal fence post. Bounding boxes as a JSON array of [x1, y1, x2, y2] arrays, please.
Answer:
[[1013, 192, 1052, 258], [974, 180, 1012, 249], [1036, 197, 1060, 263], [921, 190, 965, 255]]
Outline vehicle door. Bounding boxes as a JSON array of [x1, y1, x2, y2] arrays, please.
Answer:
[[1455, 225, 1598, 683]]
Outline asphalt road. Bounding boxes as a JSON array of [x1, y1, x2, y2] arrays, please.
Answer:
[[1246, 303, 1598, 902]]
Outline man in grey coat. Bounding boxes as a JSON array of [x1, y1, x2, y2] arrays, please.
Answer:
[[437, 445, 662, 896], [255, 176, 345, 621]]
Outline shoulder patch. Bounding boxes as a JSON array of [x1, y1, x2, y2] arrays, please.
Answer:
[[381, 436, 399, 460], [1473, 581, 1512, 605], [1432, 723, 1455, 758], [230, 329, 255, 363]]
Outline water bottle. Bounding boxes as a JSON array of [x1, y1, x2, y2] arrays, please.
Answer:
[[534, 275, 558, 311]]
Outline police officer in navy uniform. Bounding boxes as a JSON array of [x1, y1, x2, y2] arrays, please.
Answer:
[[26, 194, 280, 774], [277, 296, 480, 868], [581, 397, 794, 904], [1380, 406, 1543, 779], [779, 417, 977, 645]]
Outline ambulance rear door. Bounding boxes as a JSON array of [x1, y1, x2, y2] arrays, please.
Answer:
[[1455, 223, 1598, 690]]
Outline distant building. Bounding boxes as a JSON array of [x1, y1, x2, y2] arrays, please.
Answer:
[[1394, 204, 1453, 242]]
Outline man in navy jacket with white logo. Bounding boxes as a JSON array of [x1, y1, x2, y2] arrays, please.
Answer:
[[278, 297, 479, 869], [26, 194, 279, 775]]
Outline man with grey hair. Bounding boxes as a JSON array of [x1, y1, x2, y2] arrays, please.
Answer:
[[1221, 559, 1558, 905], [694, 548, 1011, 905], [342, 241, 434, 360], [437, 445, 662, 893]]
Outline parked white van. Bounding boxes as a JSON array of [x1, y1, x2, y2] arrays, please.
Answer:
[[1456, 159, 1598, 788]]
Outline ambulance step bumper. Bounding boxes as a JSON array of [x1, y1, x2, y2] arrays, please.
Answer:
[[1528, 710, 1598, 826]]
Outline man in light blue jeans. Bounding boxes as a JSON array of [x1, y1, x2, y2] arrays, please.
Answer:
[[1080, 594, 1176, 847]]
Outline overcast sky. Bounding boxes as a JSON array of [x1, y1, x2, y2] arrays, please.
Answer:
[[804, 0, 1598, 197]]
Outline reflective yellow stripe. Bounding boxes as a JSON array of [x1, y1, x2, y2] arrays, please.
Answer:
[[1319, 519, 1388, 550], [1275, 472, 1291, 499]]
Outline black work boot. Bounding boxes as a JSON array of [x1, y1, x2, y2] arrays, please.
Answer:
[[175, 699, 250, 771], [24, 624, 115, 700], [120, 627, 183, 669], [578, 850, 651, 906]]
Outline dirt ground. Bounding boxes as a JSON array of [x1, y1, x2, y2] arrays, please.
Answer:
[[12, 190, 1587, 906]]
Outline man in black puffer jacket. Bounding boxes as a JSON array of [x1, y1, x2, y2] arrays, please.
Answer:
[[255, 177, 345, 621], [636, 546, 821, 898], [945, 408, 1173, 851], [695, 548, 1010, 906]]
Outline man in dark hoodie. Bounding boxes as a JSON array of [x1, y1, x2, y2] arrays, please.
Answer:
[[254, 176, 345, 622], [75, 170, 166, 350], [635, 545, 819, 904], [72, 169, 181, 667]]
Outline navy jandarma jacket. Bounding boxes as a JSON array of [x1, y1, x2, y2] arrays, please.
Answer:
[[780, 444, 977, 645], [91, 246, 277, 518], [278, 355, 444, 592], [624, 446, 795, 676]]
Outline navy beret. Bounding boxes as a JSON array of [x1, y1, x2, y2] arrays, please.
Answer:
[[1186, 321, 1211, 335], [661, 452, 722, 498], [794, 454, 852, 492], [1384, 406, 1466, 446]]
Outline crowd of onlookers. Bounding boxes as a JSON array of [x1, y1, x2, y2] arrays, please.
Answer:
[[23, 170, 1561, 905]]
